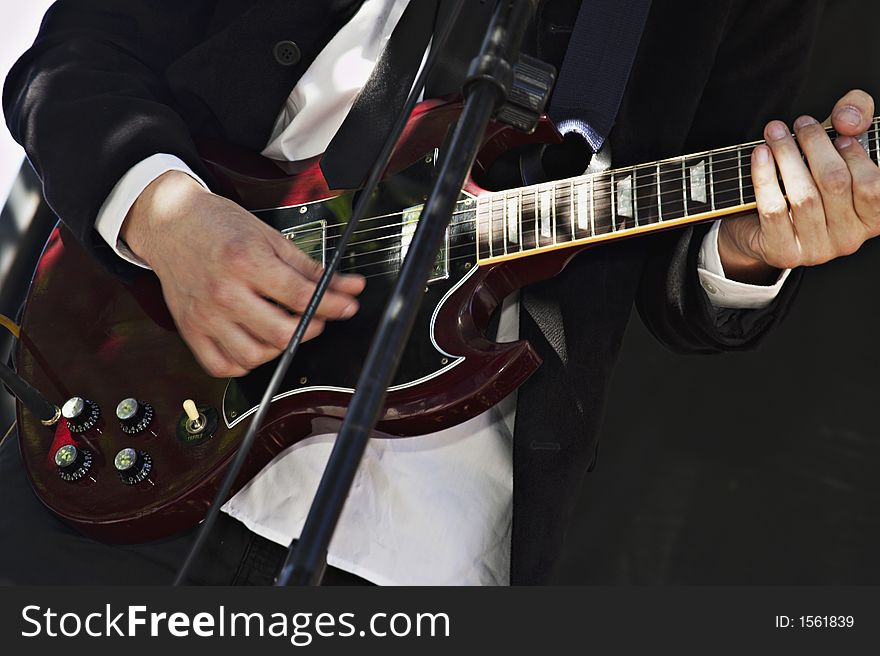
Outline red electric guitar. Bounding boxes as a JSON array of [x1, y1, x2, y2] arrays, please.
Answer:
[[15, 98, 880, 542]]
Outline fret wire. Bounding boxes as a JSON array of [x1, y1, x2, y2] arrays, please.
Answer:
[[656, 163, 663, 222], [517, 187, 523, 253], [709, 153, 715, 211], [633, 169, 640, 227], [551, 184, 557, 243], [681, 158, 688, 217], [737, 147, 744, 206], [504, 191, 510, 255], [487, 194, 493, 259], [611, 171, 617, 232], [534, 186, 539, 246], [874, 122, 880, 166], [506, 189, 511, 254], [513, 189, 521, 255], [590, 175, 596, 236], [476, 197, 484, 261]]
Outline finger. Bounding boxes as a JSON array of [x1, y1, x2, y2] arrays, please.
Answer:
[[185, 330, 249, 378], [213, 320, 284, 372], [793, 115, 860, 254], [836, 136, 880, 235], [329, 271, 367, 295], [272, 232, 366, 294], [254, 256, 360, 319], [236, 292, 327, 350], [751, 144, 799, 268], [764, 120, 827, 250], [829, 89, 874, 137]]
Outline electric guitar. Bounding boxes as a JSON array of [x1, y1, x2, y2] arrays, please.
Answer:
[[16, 97, 880, 542]]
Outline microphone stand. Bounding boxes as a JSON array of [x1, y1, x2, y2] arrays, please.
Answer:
[[276, 0, 541, 586]]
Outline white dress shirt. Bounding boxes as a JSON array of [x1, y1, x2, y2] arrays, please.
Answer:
[[93, 0, 789, 585]]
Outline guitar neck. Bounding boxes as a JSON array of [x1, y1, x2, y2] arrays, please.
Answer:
[[476, 117, 880, 264]]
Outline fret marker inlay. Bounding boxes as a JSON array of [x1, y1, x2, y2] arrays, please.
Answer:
[[616, 175, 634, 219], [690, 160, 707, 204], [576, 182, 589, 231], [506, 194, 519, 245], [540, 189, 553, 239]]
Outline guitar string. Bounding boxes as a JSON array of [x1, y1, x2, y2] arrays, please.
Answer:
[[341, 119, 876, 233], [308, 169, 751, 263], [306, 129, 879, 253], [316, 202, 737, 281], [309, 155, 751, 255], [277, 126, 880, 266], [279, 141, 758, 244], [301, 122, 879, 247], [314, 138, 875, 276]]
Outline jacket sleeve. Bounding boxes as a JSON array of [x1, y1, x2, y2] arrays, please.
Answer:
[[2, 0, 216, 275], [635, 0, 823, 354]]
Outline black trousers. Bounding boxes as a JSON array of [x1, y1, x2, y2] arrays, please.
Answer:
[[0, 428, 371, 585]]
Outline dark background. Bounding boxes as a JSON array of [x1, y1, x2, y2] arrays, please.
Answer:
[[552, 0, 880, 584], [1, 0, 878, 585]]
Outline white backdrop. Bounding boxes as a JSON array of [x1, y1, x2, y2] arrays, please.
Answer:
[[0, 1, 55, 202]]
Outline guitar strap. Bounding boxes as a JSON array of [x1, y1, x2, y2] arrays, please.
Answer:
[[513, 0, 652, 583], [547, 0, 653, 152]]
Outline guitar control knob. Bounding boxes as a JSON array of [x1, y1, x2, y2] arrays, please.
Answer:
[[114, 447, 153, 486], [54, 444, 93, 482], [116, 398, 154, 435], [62, 397, 101, 434]]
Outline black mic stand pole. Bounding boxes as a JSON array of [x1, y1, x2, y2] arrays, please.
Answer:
[[276, 0, 541, 586]]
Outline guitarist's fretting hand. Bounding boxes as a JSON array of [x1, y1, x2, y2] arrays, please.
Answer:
[[121, 170, 366, 377], [718, 89, 880, 284]]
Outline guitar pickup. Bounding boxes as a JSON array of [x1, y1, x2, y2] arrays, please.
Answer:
[[400, 205, 449, 283], [283, 220, 327, 267]]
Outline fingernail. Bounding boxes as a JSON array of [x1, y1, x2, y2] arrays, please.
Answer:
[[755, 145, 771, 163], [767, 122, 788, 141], [834, 105, 862, 128], [835, 135, 855, 150], [793, 115, 818, 130], [342, 301, 359, 318]]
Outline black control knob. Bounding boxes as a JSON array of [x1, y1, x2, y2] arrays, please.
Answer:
[[54, 444, 93, 482], [114, 447, 153, 485], [115, 398, 154, 435], [62, 397, 101, 434]]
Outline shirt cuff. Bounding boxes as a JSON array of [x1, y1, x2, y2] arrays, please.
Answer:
[[94, 154, 209, 269], [697, 221, 792, 310]]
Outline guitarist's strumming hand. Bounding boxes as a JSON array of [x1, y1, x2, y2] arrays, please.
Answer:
[[120, 170, 365, 377], [718, 89, 880, 284]]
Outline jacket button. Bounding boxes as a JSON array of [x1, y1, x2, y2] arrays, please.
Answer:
[[273, 40, 302, 66]]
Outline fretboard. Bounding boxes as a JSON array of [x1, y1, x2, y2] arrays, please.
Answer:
[[476, 118, 880, 264]]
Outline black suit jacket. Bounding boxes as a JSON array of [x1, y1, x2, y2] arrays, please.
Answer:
[[3, 0, 821, 583]]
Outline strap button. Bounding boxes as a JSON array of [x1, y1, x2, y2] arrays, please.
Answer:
[[273, 40, 301, 67]]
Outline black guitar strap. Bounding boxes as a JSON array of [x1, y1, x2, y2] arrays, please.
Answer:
[[513, 0, 652, 584], [548, 0, 652, 152]]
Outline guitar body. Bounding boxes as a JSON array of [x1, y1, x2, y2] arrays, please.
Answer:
[[15, 98, 582, 542]]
